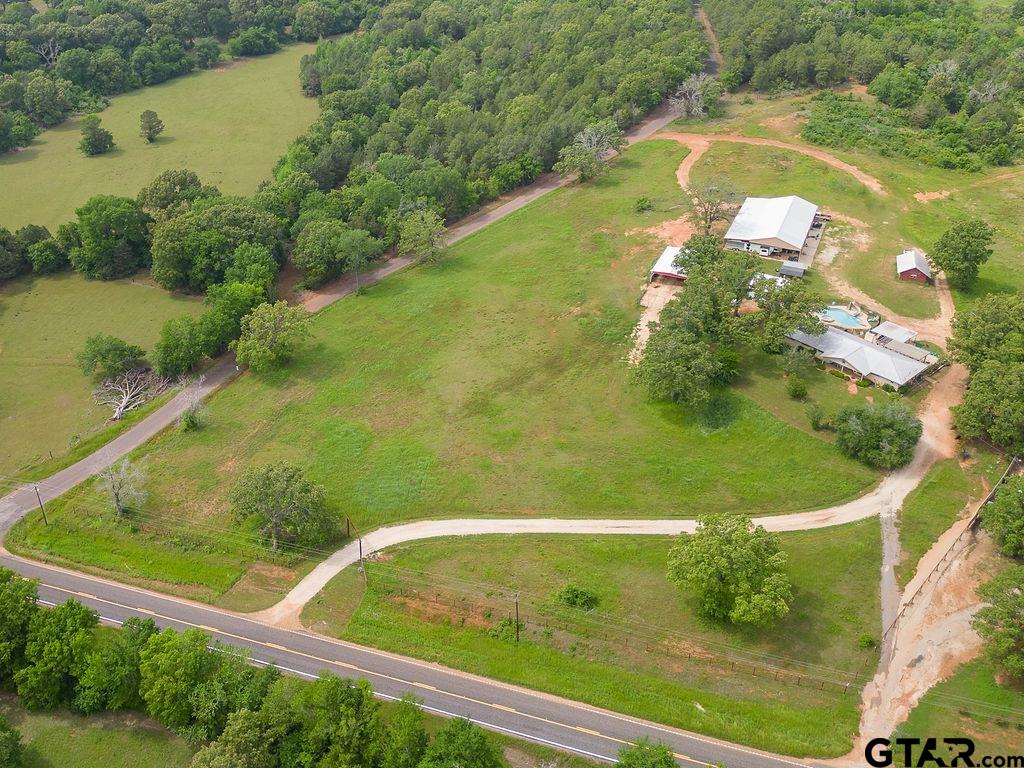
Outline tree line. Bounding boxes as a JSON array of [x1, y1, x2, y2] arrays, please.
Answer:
[[703, 0, 1024, 169], [0, 566, 680, 768], [0, 0, 374, 152]]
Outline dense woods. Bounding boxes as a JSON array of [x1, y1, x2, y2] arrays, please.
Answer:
[[0, 0, 372, 151], [704, 0, 1024, 168]]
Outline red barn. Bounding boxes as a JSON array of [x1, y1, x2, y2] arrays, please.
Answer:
[[896, 248, 932, 284]]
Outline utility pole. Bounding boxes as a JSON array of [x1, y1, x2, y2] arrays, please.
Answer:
[[514, 593, 520, 643], [33, 486, 48, 526], [359, 536, 366, 584]]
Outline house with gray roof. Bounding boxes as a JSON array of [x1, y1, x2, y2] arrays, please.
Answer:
[[787, 326, 938, 388]]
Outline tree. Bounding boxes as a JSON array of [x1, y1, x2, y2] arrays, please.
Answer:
[[224, 243, 278, 296], [617, 739, 676, 768], [954, 360, 1024, 454], [71, 195, 150, 280], [191, 709, 274, 768], [182, 646, 278, 744], [139, 109, 165, 143], [746, 278, 825, 352], [686, 182, 734, 236], [137, 169, 219, 219], [930, 219, 994, 289], [231, 301, 309, 372], [79, 114, 115, 156], [27, 239, 68, 274], [419, 718, 503, 768], [14, 599, 98, 710], [0, 228, 29, 281], [669, 514, 792, 627], [380, 696, 427, 768], [833, 403, 922, 469], [154, 315, 205, 378], [0, 569, 39, 684], [669, 73, 722, 118], [553, 120, 625, 181], [193, 39, 222, 70], [0, 716, 23, 768], [139, 628, 216, 731], [93, 369, 169, 420], [981, 476, 1024, 558], [230, 461, 332, 552], [293, 220, 382, 286], [973, 566, 1024, 679], [74, 617, 158, 713], [949, 295, 1024, 372], [397, 209, 446, 265], [199, 281, 265, 356], [96, 457, 147, 518], [77, 333, 146, 380], [227, 28, 280, 57]]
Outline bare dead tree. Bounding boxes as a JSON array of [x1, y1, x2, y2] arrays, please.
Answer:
[[968, 78, 1007, 106], [35, 39, 61, 68], [93, 369, 169, 421], [686, 181, 735, 235], [177, 376, 208, 430], [97, 457, 146, 519], [669, 72, 714, 118]]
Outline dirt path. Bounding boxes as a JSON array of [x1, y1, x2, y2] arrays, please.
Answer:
[[846, 529, 994, 764], [656, 132, 887, 195], [629, 282, 682, 363], [695, 5, 724, 74]]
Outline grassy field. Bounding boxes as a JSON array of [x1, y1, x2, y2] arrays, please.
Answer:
[[0, 272, 202, 478], [302, 522, 881, 758], [894, 452, 1005, 588], [677, 92, 1024, 317], [8, 140, 880, 606], [896, 660, 1024, 763], [0, 43, 319, 232], [0, 695, 195, 768]]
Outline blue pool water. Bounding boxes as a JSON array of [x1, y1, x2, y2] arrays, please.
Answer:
[[823, 306, 862, 328]]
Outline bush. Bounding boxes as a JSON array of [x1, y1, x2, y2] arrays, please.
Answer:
[[227, 28, 280, 57], [785, 378, 807, 400], [0, 715, 22, 768], [855, 378, 873, 388], [828, 369, 848, 380], [807, 402, 828, 431], [27, 239, 68, 274], [555, 584, 599, 611], [858, 633, 877, 649], [881, 383, 897, 393], [833, 403, 922, 469], [633, 196, 654, 213]]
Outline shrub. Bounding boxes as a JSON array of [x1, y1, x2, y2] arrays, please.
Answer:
[[858, 633, 877, 649], [555, 584, 599, 611], [807, 402, 828, 430], [785, 378, 807, 400], [855, 378, 873, 388], [828, 369, 848, 380], [633, 196, 654, 213], [881, 383, 897, 393], [27, 239, 68, 274], [833, 403, 922, 469]]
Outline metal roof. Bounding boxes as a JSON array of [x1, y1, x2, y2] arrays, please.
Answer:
[[779, 261, 808, 277], [650, 246, 684, 278], [787, 327, 932, 386], [724, 196, 818, 251], [871, 321, 917, 344], [896, 248, 931, 278]]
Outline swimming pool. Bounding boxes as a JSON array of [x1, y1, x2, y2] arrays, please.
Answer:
[[823, 306, 863, 328]]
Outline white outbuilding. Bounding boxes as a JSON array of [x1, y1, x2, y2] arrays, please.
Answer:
[[725, 195, 821, 259]]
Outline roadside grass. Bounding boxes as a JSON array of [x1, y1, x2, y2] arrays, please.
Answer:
[[676, 91, 1024, 316], [0, 694, 195, 768], [0, 271, 202, 478], [895, 660, 1024, 763], [8, 140, 880, 605], [302, 522, 881, 758], [894, 451, 1005, 588], [0, 42, 319, 232]]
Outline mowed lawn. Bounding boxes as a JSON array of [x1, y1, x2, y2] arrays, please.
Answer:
[[0, 272, 202, 477], [0, 695, 195, 768], [0, 43, 319, 231], [302, 522, 882, 758], [9, 140, 879, 606]]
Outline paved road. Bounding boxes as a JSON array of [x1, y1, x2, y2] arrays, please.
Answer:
[[1, 552, 818, 768]]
